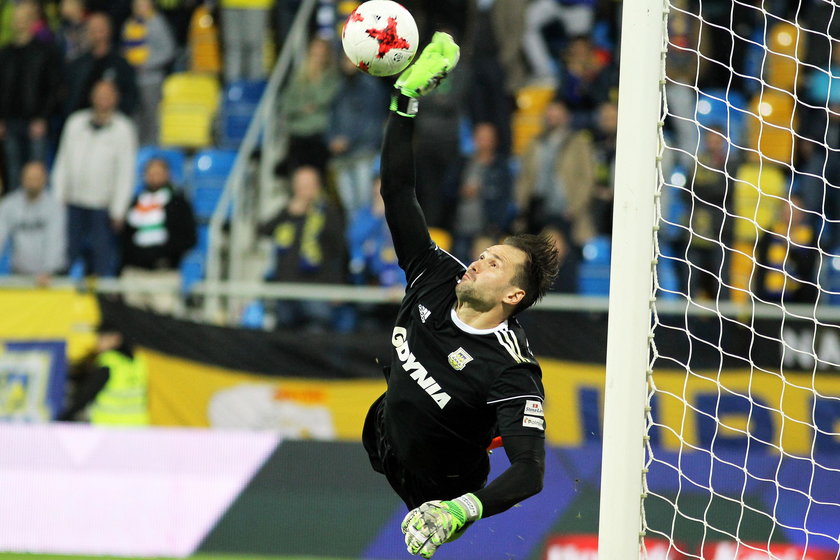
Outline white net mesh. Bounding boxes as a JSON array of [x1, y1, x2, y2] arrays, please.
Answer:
[[646, 0, 840, 557]]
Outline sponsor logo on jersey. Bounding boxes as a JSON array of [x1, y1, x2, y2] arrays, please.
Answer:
[[522, 415, 545, 430], [447, 347, 473, 371], [524, 399, 544, 417], [418, 304, 431, 323], [392, 327, 451, 409]]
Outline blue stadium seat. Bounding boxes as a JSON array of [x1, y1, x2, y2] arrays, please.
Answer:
[[191, 186, 225, 221], [195, 223, 210, 254], [695, 88, 748, 144], [191, 148, 237, 189], [808, 69, 840, 106], [180, 249, 205, 294], [219, 79, 267, 148], [656, 254, 682, 301], [188, 149, 237, 220], [577, 236, 611, 295], [240, 299, 266, 329], [827, 249, 840, 305], [0, 244, 10, 275], [135, 146, 187, 194]]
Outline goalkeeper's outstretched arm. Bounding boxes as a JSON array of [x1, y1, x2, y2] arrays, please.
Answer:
[[380, 31, 461, 269], [380, 111, 433, 268]]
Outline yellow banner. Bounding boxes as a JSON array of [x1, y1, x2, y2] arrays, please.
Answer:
[[539, 357, 840, 454], [145, 348, 386, 440], [146, 350, 840, 453], [0, 289, 99, 361]]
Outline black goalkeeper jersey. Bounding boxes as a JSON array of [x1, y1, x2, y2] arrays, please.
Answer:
[[383, 243, 546, 480], [377, 112, 547, 488]]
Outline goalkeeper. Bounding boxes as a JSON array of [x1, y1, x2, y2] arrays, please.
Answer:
[[362, 32, 561, 559]]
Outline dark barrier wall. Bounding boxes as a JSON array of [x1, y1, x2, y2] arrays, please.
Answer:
[[99, 297, 837, 376]]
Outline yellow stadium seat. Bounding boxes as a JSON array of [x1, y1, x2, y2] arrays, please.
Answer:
[[188, 4, 221, 74], [512, 85, 556, 155], [160, 73, 220, 147], [745, 90, 796, 165], [428, 227, 452, 252], [163, 72, 220, 109], [766, 22, 804, 91]]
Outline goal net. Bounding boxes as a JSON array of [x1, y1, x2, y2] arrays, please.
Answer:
[[643, 0, 840, 557]]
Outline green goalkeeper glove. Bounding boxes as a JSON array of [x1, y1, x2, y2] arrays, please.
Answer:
[[390, 32, 460, 117], [401, 493, 482, 558]]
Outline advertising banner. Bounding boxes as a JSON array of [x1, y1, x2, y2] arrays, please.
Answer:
[[0, 340, 66, 421], [94, 299, 840, 454], [0, 289, 99, 361], [0, 423, 279, 557], [145, 348, 385, 439]]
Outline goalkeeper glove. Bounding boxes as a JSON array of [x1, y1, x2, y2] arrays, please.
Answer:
[[401, 493, 482, 558], [391, 31, 461, 117]]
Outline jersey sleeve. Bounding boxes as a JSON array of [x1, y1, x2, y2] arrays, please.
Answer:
[[488, 366, 546, 438], [380, 112, 434, 273]]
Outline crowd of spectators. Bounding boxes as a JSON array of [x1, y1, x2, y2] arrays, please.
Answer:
[[0, 0, 193, 291], [2, 0, 840, 327]]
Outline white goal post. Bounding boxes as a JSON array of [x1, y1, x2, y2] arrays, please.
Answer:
[[598, 0, 664, 557], [600, 0, 840, 558]]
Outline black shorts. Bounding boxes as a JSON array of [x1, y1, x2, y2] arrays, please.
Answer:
[[362, 392, 488, 510]]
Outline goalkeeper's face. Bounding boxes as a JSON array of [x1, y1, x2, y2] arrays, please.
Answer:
[[455, 245, 526, 312]]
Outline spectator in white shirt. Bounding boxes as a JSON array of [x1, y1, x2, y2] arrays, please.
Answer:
[[52, 80, 137, 277]]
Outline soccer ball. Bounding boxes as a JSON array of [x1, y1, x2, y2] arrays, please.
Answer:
[[341, 0, 419, 77]]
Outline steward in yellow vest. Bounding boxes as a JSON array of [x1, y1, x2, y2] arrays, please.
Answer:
[[57, 322, 149, 426]]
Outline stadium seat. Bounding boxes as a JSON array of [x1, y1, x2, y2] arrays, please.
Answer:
[[766, 22, 802, 91], [827, 250, 840, 305], [0, 245, 10, 275], [745, 89, 796, 164], [188, 4, 221, 74], [695, 88, 748, 144], [180, 249, 205, 295], [512, 85, 555, 155], [159, 73, 220, 148], [191, 186, 225, 221], [135, 145, 187, 193], [191, 148, 237, 188], [655, 245, 682, 301], [428, 227, 453, 252], [188, 149, 237, 220], [195, 223, 210, 254], [219, 79, 267, 148], [240, 300, 266, 329], [577, 236, 611, 295]]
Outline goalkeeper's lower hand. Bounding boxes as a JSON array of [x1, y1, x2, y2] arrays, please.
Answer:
[[394, 31, 460, 100], [401, 493, 482, 558]]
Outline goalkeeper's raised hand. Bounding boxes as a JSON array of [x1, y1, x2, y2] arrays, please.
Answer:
[[390, 32, 460, 117], [401, 493, 482, 558]]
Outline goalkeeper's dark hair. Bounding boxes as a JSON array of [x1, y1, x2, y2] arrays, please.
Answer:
[[504, 232, 561, 315]]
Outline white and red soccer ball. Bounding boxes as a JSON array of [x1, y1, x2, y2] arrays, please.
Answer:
[[341, 0, 419, 77]]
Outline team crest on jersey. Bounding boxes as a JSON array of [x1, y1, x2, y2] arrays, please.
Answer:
[[418, 304, 431, 323], [522, 415, 545, 430], [524, 400, 544, 417], [447, 347, 473, 371]]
